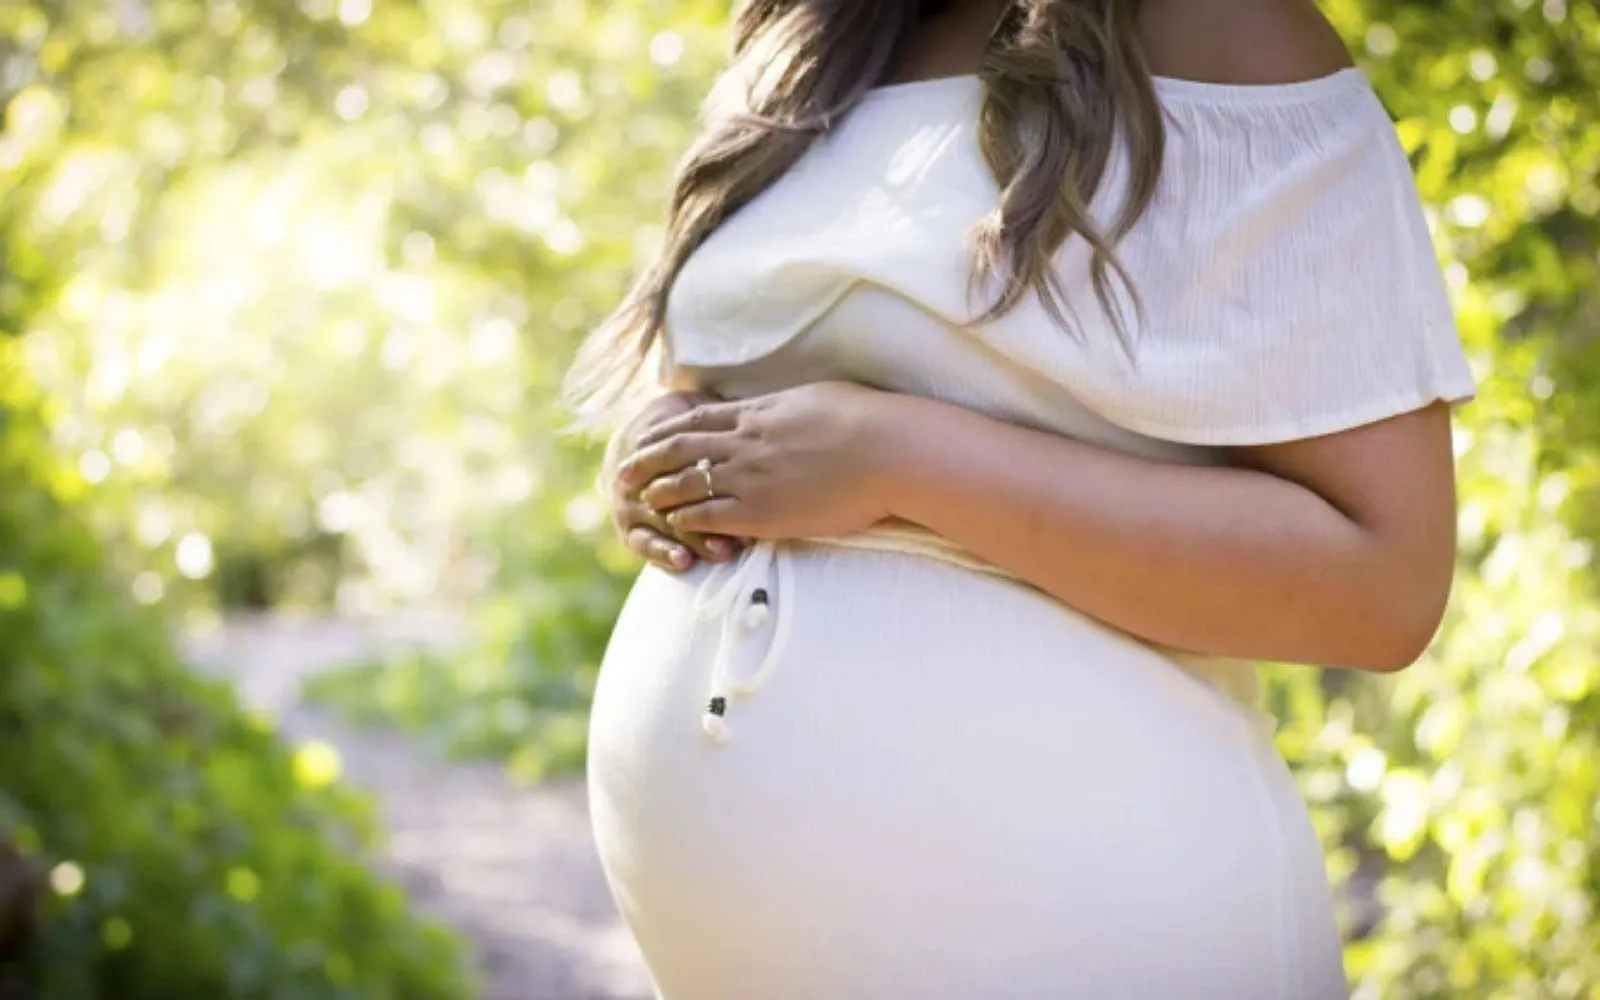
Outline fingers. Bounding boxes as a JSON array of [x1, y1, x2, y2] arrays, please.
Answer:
[[674, 527, 741, 563], [639, 459, 734, 512], [622, 522, 742, 570], [618, 432, 735, 490], [666, 497, 752, 537], [617, 498, 742, 571], [625, 525, 693, 571], [634, 401, 744, 451]]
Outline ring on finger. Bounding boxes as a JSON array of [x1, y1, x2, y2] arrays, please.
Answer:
[[694, 457, 716, 499]]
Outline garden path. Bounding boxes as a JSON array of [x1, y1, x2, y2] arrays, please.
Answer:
[[183, 613, 653, 1000]]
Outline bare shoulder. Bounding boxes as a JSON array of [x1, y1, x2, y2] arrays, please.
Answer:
[[1137, 0, 1354, 85]]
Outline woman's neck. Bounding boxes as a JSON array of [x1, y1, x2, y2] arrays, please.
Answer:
[[890, 0, 1011, 85]]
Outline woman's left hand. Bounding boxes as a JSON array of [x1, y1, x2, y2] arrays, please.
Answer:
[[616, 381, 905, 541]]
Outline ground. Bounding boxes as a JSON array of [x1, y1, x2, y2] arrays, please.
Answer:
[[182, 612, 653, 1000]]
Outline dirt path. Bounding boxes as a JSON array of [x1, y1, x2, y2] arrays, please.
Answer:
[[182, 613, 653, 1000]]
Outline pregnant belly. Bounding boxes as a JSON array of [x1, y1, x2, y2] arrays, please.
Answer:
[[587, 543, 1344, 1000]]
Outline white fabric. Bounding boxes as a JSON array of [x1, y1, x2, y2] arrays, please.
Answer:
[[590, 66, 1472, 999], [591, 546, 1348, 999], [664, 68, 1475, 443]]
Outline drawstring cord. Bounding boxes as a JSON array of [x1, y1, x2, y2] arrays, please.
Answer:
[[686, 526, 1019, 745], [691, 541, 796, 743], [682, 525, 1265, 743]]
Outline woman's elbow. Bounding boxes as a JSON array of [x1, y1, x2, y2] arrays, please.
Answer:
[[1356, 567, 1454, 674]]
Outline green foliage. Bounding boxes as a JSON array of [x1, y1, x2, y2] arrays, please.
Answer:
[[1, 0, 726, 615], [0, 341, 470, 998], [2, 6, 472, 989], [2, 0, 722, 800], [303, 466, 626, 782], [4, 0, 1599, 997]]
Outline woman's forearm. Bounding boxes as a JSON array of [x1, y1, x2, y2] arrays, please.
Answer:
[[875, 394, 1444, 671]]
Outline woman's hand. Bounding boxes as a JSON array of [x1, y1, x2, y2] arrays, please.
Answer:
[[607, 390, 740, 571], [617, 381, 905, 541]]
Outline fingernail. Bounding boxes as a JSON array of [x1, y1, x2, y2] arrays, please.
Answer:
[[707, 538, 732, 559], [670, 547, 691, 569]]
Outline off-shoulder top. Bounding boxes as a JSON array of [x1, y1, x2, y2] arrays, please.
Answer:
[[658, 67, 1477, 709]]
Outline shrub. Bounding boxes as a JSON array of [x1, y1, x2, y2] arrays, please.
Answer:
[[0, 342, 470, 999]]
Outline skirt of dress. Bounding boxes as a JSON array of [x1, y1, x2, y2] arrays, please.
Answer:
[[587, 542, 1350, 1000]]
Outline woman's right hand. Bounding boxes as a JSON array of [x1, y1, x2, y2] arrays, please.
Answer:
[[607, 390, 741, 571]]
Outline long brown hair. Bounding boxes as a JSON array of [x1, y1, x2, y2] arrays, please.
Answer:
[[563, 0, 1165, 429]]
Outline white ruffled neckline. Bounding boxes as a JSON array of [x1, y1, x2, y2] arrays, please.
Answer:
[[859, 66, 1371, 108]]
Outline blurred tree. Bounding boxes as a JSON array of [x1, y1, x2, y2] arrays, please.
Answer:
[[2, 0, 1598, 996], [0, 265, 467, 998], [3, 0, 725, 615], [0, 342, 470, 998], [2, 6, 477, 996]]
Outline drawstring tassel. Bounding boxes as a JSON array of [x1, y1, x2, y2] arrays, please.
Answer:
[[742, 588, 770, 628], [702, 694, 730, 743], [707, 590, 771, 740], [691, 543, 793, 746]]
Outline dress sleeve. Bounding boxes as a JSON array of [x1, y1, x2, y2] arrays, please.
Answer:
[[1050, 75, 1477, 446]]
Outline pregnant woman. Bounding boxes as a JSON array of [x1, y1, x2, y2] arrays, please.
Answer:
[[568, 0, 1474, 997]]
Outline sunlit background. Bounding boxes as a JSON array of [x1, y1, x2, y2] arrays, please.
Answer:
[[2, 1, 1598, 998]]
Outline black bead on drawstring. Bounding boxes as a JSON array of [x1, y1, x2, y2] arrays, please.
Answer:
[[705, 585, 776, 743], [743, 588, 771, 628]]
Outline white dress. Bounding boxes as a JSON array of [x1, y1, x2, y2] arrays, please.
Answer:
[[587, 68, 1475, 1000]]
